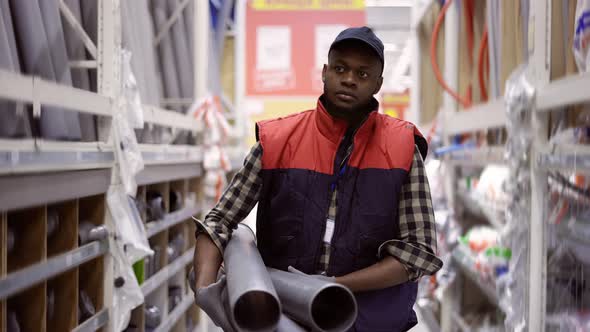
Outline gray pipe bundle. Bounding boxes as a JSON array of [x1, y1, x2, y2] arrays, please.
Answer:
[[166, 0, 193, 101], [38, 0, 82, 141], [0, 0, 32, 138], [9, 0, 75, 140], [268, 269, 357, 332], [277, 314, 307, 332], [223, 224, 357, 332], [151, 0, 182, 110], [224, 224, 281, 332], [61, 0, 97, 141]]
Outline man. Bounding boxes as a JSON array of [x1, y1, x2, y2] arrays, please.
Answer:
[[192, 27, 442, 332]]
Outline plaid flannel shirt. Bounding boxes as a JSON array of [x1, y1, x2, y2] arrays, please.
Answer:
[[194, 142, 442, 281]]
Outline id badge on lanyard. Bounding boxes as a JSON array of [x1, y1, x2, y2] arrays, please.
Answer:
[[325, 163, 347, 244]]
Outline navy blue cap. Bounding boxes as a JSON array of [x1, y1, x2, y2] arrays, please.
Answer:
[[330, 26, 384, 65]]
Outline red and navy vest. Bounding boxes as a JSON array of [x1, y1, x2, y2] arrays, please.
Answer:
[[255, 98, 427, 332]]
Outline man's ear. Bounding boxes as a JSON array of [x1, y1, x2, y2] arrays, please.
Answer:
[[373, 76, 383, 94], [322, 64, 327, 82]]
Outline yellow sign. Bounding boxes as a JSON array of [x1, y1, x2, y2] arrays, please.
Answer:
[[383, 94, 410, 103], [252, 0, 365, 10], [384, 108, 400, 119]]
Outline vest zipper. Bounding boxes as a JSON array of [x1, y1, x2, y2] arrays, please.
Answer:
[[324, 129, 355, 275], [323, 113, 369, 275]]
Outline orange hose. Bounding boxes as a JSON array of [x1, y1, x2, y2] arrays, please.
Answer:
[[484, 41, 490, 82], [464, 0, 474, 106], [426, 119, 438, 144], [464, 0, 474, 68], [477, 26, 489, 101], [430, 0, 472, 108]]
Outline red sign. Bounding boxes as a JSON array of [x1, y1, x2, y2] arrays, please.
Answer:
[[245, 1, 365, 97]]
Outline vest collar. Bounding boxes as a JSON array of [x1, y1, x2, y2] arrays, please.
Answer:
[[315, 97, 379, 144]]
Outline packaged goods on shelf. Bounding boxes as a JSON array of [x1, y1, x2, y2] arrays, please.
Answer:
[[145, 304, 162, 329], [457, 227, 511, 283], [146, 191, 166, 222], [573, 0, 590, 72]]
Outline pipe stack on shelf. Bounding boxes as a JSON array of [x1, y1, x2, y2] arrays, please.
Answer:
[[0, 0, 242, 331]]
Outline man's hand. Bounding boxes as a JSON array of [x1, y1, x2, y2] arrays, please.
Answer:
[[287, 266, 336, 282]]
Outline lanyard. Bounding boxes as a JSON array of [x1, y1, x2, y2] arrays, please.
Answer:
[[330, 143, 352, 192]]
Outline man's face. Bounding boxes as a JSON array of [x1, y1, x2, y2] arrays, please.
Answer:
[[322, 40, 383, 113]]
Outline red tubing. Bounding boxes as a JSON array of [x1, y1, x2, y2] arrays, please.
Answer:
[[477, 26, 489, 101], [430, 0, 472, 108]]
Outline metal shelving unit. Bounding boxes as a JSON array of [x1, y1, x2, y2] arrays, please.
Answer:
[[146, 206, 201, 239], [456, 190, 505, 231], [153, 294, 195, 332], [0, 240, 109, 300], [410, 0, 590, 331], [0, 0, 242, 331], [141, 249, 194, 298], [72, 309, 110, 332], [446, 146, 506, 167], [451, 248, 501, 308]]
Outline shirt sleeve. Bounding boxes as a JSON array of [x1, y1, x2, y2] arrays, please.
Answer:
[[378, 145, 443, 281], [193, 142, 263, 254]]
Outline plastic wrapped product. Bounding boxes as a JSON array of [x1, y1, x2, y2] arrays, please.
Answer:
[[121, 50, 145, 130], [46, 208, 60, 238], [111, 104, 144, 196], [146, 191, 166, 221], [573, 0, 590, 71], [169, 190, 183, 212], [167, 232, 185, 262], [107, 185, 153, 263], [500, 65, 536, 332], [111, 227, 145, 332]]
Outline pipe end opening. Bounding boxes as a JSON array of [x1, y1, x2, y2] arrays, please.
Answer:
[[234, 291, 281, 331], [312, 286, 357, 332]]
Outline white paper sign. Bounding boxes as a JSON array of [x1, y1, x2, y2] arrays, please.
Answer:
[[256, 26, 291, 71]]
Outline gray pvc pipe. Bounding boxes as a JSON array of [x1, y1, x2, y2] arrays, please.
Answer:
[[151, 0, 182, 107], [0, 0, 32, 138], [10, 0, 70, 140], [277, 314, 307, 332], [62, 0, 97, 141], [167, 0, 193, 101], [79, 0, 97, 92], [268, 268, 358, 332], [39, 0, 83, 141], [224, 224, 281, 332]]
